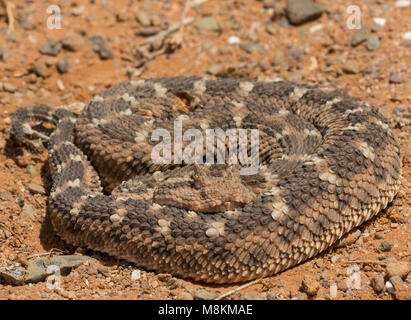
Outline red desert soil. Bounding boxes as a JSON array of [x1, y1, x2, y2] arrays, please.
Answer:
[[0, 0, 410, 300]]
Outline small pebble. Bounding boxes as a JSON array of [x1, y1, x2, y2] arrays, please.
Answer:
[[2, 83, 17, 93], [300, 276, 320, 296], [291, 292, 308, 300], [239, 42, 263, 54], [228, 36, 240, 44], [351, 25, 371, 47], [379, 240, 393, 252], [389, 72, 404, 84], [57, 58, 69, 74], [28, 182, 46, 195], [370, 277, 385, 293], [131, 269, 141, 281], [240, 292, 264, 300], [386, 262, 411, 279], [30, 63, 47, 78], [194, 288, 216, 300], [366, 36, 380, 51], [195, 17, 221, 32], [39, 39, 62, 56], [61, 31, 85, 52], [385, 281, 395, 294], [285, 0, 324, 25], [136, 12, 151, 27], [341, 60, 358, 74]]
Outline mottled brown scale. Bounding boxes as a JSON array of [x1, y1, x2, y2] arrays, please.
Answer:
[[11, 77, 402, 283]]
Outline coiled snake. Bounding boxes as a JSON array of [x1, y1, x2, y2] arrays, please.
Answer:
[[11, 76, 402, 283]]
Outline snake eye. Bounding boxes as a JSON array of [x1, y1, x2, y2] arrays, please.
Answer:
[[192, 181, 201, 190]]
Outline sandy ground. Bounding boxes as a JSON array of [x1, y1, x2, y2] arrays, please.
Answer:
[[0, 0, 410, 300]]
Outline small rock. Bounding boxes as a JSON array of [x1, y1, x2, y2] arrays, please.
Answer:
[[351, 25, 371, 47], [157, 273, 172, 282], [131, 269, 141, 281], [373, 17, 386, 26], [285, 47, 304, 61], [28, 182, 46, 195], [25, 165, 36, 177], [300, 276, 320, 296], [195, 17, 221, 32], [194, 288, 216, 300], [2, 82, 17, 93], [228, 36, 240, 44], [22, 203, 37, 219], [266, 292, 278, 300], [57, 58, 69, 74], [266, 23, 277, 35], [385, 281, 395, 294], [386, 262, 411, 279], [39, 39, 62, 56], [0, 265, 26, 285], [239, 42, 263, 54], [0, 191, 14, 201], [341, 60, 358, 74], [272, 52, 284, 66], [86, 262, 98, 275], [389, 72, 404, 84], [370, 277, 385, 293], [379, 240, 393, 252], [291, 292, 308, 300], [0, 46, 11, 60], [61, 31, 85, 52], [89, 35, 114, 60], [136, 12, 152, 27], [366, 36, 380, 51], [285, 0, 324, 26], [207, 65, 223, 75], [337, 279, 348, 292], [30, 63, 47, 78], [240, 292, 264, 300], [395, 0, 411, 7], [115, 11, 128, 22], [25, 255, 94, 283]]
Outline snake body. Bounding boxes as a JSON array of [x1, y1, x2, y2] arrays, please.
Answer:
[[11, 76, 401, 283]]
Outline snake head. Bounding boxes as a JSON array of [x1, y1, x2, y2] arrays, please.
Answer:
[[153, 163, 255, 213]]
